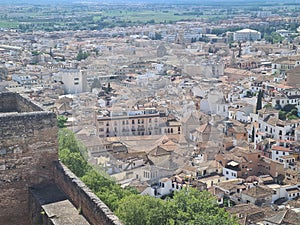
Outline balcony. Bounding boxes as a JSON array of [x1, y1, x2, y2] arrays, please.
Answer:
[[138, 126, 145, 131]]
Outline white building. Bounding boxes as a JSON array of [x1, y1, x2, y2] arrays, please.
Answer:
[[59, 69, 88, 94], [254, 108, 300, 141], [233, 29, 261, 42], [200, 90, 229, 117], [267, 184, 300, 203], [271, 143, 291, 161], [222, 161, 239, 180]]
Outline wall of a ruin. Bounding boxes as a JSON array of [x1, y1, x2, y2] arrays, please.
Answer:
[[54, 162, 123, 225], [0, 105, 58, 224]]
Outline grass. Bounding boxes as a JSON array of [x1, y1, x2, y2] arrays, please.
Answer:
[[0, 21, 19, 28], [100, 9, 198, 23]]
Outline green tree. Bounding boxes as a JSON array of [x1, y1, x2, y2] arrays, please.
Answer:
[[116, 195, 169, 225], [282, 104, 297, 112], [116, 188, 238, 225], [57, 115, 67, 128], [251, 126, 255, 143], [167, 189, 238, 225], [59, 148, 91, 177], [237, 41, 242, 58], [58, 128, 80, 153], [81, 169, 136, 211], [263, 103, 272, 108], [256, 90, 263, 113], [279, 110, 287, 120], [286, 109, 299, 120], [76, 49, 89, 61]]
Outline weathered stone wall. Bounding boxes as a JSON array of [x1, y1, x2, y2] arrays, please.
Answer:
[[54, 162, 124, 225], [0, 93, 58, 225], [0, 92, 42, 113], [0, 92, 17, 112], [15, 92, 43, 112], [1, 92, 123, 225]]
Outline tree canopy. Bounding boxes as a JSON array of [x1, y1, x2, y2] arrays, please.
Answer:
[[76, 49, 89, 61], [256, 90, 263, 113], [57, 115, 68, 128], [116, 189, 239, 225]]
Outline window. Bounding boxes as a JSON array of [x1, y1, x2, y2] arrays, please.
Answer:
[[74, 82, 79, 85], [74, 77, 79, 80]]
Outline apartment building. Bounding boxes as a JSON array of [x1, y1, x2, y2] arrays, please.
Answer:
[[95, 107, 167, 137]]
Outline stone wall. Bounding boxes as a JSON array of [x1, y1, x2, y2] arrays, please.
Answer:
[[0, 92, 42, 113], [54, 162, 123, 225], [0, 92, 123, 225], [0, 92, 17, 112], [0, 92, 58, 225], [15, 92, 43, 112]]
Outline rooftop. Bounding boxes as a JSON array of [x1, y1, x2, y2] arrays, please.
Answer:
[[30, 184, 90, 225]]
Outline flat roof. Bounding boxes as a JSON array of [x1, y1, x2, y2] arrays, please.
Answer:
[[30, 184, 90, 225], [42, 200, 90, 225]]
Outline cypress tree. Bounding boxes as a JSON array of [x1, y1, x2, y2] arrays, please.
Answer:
[[256, 90, 263, 114]]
